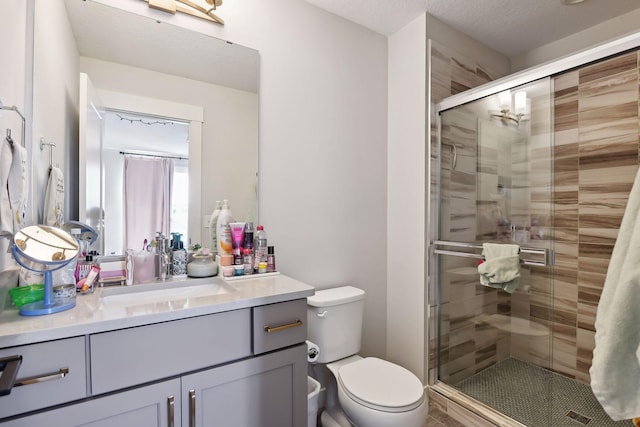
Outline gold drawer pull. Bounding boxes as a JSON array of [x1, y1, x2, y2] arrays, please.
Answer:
[[263, 319, 303, 333], [15, 367, 69, 387]]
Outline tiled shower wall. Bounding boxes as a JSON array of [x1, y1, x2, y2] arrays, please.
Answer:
[[551, 51, 639, 383], [429, 47, 640, 386]]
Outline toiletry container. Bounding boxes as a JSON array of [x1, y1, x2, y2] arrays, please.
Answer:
[[307, 286, 428, 427], [267, 246, 276, 272], [187, 253, 217, 277], [243, 222, 254, 252], [253, 225, 267, 271], [208, 200, 222, 255], [171, 233, 187, 277], [216, 200, 234, 256]]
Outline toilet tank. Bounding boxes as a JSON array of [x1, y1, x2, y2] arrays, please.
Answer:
[[307, 286, 365, 364]]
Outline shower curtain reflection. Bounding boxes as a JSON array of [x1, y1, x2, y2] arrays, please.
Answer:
[[124, 156, 174, 251]]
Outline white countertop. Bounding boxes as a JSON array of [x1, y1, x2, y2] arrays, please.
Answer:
[[0, 274, 315, 348]]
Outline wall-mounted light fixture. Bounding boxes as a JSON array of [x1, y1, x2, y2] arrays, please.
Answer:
[[490, 90, 528, 126], [145, 0, 224, 25]]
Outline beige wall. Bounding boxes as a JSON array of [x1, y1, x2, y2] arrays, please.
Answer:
[[0, 0, 30, 271], [387, 13, 426, 380], [512, 8, 640, 72], [32, 0, 79, 224]]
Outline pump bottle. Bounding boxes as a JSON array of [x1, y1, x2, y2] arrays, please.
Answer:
[[216, 200, 234, 256], [208, 200, 222, 255]]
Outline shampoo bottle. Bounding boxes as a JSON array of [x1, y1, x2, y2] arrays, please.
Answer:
[[216, 200, 234, 256], [208, 200, 222, 255]]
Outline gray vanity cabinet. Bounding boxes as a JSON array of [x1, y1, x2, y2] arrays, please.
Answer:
[[2, 378, 181, 427], [181, 344, 307, 427], [0, 298, 308, 426]]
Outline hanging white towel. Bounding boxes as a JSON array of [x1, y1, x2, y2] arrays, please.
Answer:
[[477, 243, 521, 293], [43, 166, 65, 227], [8, 143, 28, 231], [0, 138, 12, 236], [591, 167, 640, 421]]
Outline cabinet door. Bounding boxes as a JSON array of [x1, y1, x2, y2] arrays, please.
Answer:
[[1, 378, 180, 427], [182, 344, 307, 427]]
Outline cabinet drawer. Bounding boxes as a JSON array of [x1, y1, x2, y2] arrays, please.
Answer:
[[0, 337, 87, 420], [253, 299, 307, 354], [90, 308, 251, 395]]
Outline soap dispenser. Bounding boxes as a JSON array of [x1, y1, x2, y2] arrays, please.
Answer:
[[171, 232, 187, 277], [155, 232, 171, 280]]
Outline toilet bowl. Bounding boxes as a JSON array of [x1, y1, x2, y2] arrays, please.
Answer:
[[307, 286, 428, 427], [326, 355, 428, 427]]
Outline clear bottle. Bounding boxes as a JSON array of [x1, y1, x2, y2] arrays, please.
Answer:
[[208, 200, 222, 255], [216, 200, 234, 256], [266, 246, 276, 273], [253, 225, 268, 271]]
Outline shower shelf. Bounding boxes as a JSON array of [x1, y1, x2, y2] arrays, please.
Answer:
[[433, 240, 553, 267]]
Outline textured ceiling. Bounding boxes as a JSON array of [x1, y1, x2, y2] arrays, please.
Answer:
[[303, 0, 640, 57]]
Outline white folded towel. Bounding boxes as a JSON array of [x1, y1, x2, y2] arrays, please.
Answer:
[[0, 139, 12, 236], [478, 243, 521, 293], [591, 167, 640, 421], [8, 143, 28, 231], [43, 166, 65, 227]]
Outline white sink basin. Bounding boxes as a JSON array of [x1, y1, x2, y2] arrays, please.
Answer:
[[100, 279, 234, 309]]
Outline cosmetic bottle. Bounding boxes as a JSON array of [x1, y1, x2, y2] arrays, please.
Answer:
[[266, 246, 276, 273], [208, 200, 222, 255], [243, 223, 254, 252], [171, 232, 187, 277], [253, 225, 268, 272], [243, 248, 253, 275], [216, 200, 234, 256], [229, 222, 246, 265]]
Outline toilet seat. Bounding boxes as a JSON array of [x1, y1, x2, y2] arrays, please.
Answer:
[[337, 357, 424, 413]]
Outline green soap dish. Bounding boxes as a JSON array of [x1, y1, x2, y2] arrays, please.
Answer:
[[9, 284, 45, 308]]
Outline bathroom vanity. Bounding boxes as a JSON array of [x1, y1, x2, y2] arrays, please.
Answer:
[[0, 274, 313, 426]]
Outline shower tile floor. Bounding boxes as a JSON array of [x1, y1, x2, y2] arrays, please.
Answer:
[[453, 358, 633, 426]]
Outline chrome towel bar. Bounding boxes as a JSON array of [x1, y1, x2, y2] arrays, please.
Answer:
[[433, 240, 553, 267]]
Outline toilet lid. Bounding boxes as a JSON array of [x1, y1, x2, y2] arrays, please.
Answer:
[[338, 357, 424, 412]]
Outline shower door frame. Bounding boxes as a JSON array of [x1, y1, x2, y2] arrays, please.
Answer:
[[426, 30, 640, 425]]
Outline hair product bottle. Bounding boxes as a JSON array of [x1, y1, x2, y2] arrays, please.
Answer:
[[216, 200, 234, 256], [208, 200, 222, 255]]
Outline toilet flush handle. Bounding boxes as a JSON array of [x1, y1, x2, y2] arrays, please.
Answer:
[[317, 310, 328, 318]]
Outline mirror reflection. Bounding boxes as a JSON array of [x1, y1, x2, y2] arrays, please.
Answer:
[[33, 0, 259, 255]]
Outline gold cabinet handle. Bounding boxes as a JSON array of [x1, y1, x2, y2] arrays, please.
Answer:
[[14, 367, 69, 387], [189, 389, 196, 427], [167, 395, 175, 427], [263, 319, 303, 333]]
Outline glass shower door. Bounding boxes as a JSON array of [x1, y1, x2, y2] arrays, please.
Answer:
[[435, 78, 555, 426]]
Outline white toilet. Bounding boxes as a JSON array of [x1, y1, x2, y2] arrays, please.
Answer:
[[307, 286, 428, 427]]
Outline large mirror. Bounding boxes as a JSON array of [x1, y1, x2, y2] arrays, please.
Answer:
[[33, 0, 259, 255]]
